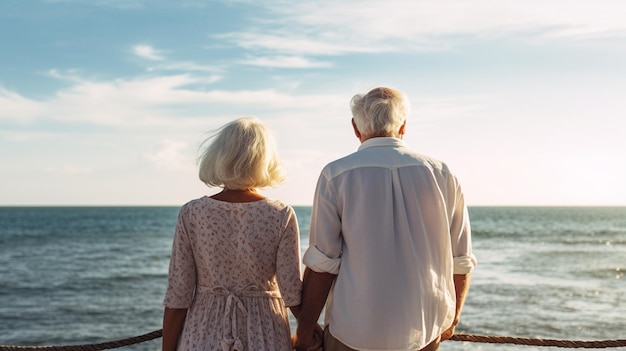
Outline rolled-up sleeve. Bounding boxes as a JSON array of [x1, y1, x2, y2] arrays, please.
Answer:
[[304, 170, 343, 274], [453, 255, 478, 274], [303, 245, 341, 274]]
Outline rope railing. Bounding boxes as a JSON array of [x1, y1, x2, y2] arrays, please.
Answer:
[[450, 334, 626, 349], [1, 330, 625, 350], [0, 330, 162, 351]]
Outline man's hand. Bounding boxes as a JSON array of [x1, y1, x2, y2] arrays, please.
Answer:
[[295, 268, 336, 350], [294, 324, 323, 351], [440, 324, 456, 341]]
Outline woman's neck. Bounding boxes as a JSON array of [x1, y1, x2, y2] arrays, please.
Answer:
[[210, 188, 266, 203]]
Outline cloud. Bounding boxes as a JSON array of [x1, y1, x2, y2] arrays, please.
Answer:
[[46, 69, 84, 83], [0, 87, 45, 123], [131, 43, 222, 74], [133, 44, 165, 61], [240, 55, 332, 68], [214, 31, 386, 56], [286, 0, 626, 38], [2, 68, 494, 142], [217, 0, 626, 56], [144, 139, 193, 172], [150, 62, 222, 73], [42, 73, 229, 127], [0, 71, 346, 132]]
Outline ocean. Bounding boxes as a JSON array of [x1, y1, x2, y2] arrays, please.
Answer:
[[0, 206, 624, 350]]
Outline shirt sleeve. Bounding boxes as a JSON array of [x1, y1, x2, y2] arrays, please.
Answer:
[[163, 206, 197, 308], [448, 174, 478, 275], [275, 206, 303, 307], [303, 245, 341, 274], [303, 170, 343, 274]]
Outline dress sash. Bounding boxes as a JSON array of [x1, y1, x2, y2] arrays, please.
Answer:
[[197, 285, 282, 351]]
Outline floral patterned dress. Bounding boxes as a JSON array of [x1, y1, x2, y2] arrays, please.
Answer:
[[163, 196, 302, 351]]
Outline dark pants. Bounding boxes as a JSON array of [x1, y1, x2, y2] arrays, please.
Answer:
[[324, 327, 440, 351]]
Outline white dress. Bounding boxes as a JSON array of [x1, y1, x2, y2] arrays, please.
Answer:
[[163, 196, 302, 351]]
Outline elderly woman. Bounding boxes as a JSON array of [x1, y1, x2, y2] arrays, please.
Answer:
[[162, 117, 302, 351]]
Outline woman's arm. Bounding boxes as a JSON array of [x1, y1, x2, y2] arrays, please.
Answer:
[[162, 307, 188, 351]]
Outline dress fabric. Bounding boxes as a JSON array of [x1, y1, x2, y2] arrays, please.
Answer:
[[163, 196, 302, 351]]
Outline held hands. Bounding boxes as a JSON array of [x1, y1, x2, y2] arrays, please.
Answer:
[[293, 324, 324, 351], [440, 324, 456, 341]]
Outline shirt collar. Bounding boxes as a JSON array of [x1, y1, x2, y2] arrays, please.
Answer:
[[357, 137, 406, 151]]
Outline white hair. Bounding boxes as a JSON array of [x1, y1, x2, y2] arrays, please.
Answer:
[[350, 87, 409, 138], [198, 117, 285, 189]]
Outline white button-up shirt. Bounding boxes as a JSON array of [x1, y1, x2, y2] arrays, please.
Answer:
[[303, 137, 477, 351]]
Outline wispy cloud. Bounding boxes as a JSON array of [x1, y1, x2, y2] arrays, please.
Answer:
[[46, 69, 85, 83], [131, 43, 222, 74], [285, 0, 626, 38], [133, 44, 165, 61], [149, 62, 222, 73], [0, 72, 345, 131], [240, 55, 332, 68], [217, 0, 626, 57], [144, 139, 193, 172], [214, 31, 387, 56]]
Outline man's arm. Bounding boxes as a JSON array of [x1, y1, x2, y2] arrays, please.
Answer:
[[162, 307, 188, 351], [441, 273, 471, 341], [295, 267, 336, 351]]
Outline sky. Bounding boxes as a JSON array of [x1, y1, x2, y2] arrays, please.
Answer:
[[1, 0, 625, 207]]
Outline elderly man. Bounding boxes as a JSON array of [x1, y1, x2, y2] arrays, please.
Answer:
[[296, 87, 477, 351]]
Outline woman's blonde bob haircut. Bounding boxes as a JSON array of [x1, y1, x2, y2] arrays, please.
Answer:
[[198, 117, 285, 190]]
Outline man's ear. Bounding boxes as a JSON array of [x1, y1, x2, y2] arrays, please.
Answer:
[[398, 120, 406, 137], [351, 119, 362, 140]]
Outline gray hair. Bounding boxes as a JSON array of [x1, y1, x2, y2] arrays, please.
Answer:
[[350, 87, 409, 138], [198, 117, 285, 189]]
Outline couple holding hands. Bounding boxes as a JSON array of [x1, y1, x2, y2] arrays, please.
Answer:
[[162, 87, 477, 351]]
